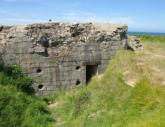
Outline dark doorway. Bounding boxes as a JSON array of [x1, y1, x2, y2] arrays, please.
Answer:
[[86, 65, 98, 83]]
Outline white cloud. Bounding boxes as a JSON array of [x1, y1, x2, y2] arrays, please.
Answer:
[[0, 18, 45, 25], [0, 11, 136, 28], [0, 10, 20, 17], [54, 12, 136, 26]]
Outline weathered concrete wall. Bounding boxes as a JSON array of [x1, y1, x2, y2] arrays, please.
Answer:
[[0, 23, 130, 95]]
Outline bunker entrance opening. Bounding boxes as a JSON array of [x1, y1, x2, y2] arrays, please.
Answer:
[[86, 65, 98, 83]]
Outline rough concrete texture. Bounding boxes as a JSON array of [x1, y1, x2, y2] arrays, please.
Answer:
[[127, 35, 143, 51], [0, 22, 140, 95]]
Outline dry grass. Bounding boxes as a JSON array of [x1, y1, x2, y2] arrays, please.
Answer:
[[122, 40, 165, 87], [45, 36, 165, 127]]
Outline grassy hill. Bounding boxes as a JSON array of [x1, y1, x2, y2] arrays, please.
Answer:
[[45, 35, 165, 127], [0, 35, 165, 127]]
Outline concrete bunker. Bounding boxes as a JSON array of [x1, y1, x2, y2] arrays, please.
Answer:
[[0, 23, 142, 95]]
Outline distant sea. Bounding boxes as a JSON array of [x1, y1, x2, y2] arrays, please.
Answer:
[[127, 32, 165, 35]]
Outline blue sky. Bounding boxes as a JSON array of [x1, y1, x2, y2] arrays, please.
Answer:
[[0, 0, 165, 32]]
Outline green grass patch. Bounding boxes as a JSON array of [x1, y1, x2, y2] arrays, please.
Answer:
[[1, 35, 165, 127], [47, 37, 165, 126], [49, 58, 164, 127], [0, 57, 34, 94], [0, 85, 54, 127], [0, 58, 54, 127], [134, 34, 165, 43]]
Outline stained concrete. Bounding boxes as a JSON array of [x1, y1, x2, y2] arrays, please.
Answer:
[[0, 23, 141, 95]]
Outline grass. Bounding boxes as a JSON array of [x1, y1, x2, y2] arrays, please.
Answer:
[[0, 60, 54, 127], [44, 35, 165, 127], [0, 85, 54, 127], [0, 35, 165, 127], [133, 34, 165, 43]]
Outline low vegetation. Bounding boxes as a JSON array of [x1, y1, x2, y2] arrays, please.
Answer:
[[0, 60, 54, 127], [0, 35, 165, 127], [45, 35, 165, 127], [133, 34, 165, 43], [0, 59, 34, 94]]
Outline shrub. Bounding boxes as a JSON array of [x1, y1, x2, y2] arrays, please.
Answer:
[[0, 57, 34, 94]]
